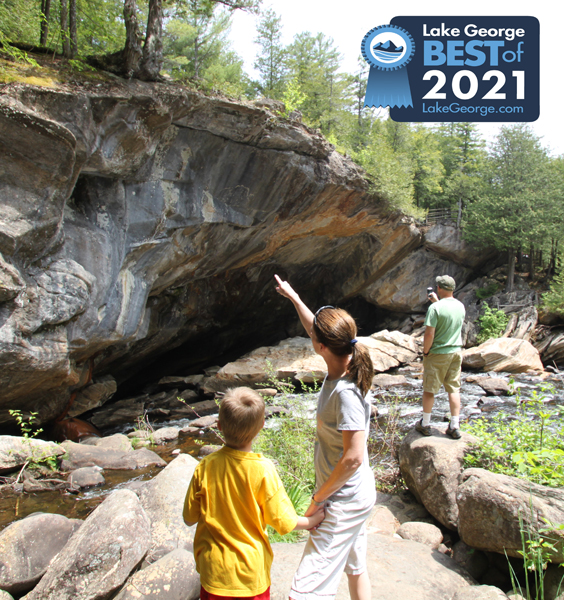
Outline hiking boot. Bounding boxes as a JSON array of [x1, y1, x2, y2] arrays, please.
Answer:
[[415, 419, 432, 436], [446, 423, 462, 440]]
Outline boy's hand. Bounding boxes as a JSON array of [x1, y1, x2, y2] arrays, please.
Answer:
[[274, 274, 298, 301], [307, 508, 325, 531]]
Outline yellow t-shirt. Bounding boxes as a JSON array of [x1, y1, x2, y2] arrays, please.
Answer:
[[183, 446, 298, 596]]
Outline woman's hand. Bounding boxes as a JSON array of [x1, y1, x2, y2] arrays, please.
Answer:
[[274, 274, 298, 301]]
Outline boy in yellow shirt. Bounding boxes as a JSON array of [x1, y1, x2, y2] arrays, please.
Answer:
[[183, 387, 324, 600]]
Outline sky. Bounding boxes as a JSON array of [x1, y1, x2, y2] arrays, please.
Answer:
[[229, 0, 564, 156]]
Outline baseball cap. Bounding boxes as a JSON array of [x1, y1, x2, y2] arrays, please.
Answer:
[[436, 275, 456, 291]]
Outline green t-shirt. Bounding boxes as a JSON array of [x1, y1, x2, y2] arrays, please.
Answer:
[[424, 297, 466, 354]]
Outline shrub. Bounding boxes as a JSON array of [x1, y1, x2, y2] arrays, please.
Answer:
[[476, 302, 509, 344], [476, 282, 501, 299], [542, 269, 564, 317], [464, 384, 564, 487]]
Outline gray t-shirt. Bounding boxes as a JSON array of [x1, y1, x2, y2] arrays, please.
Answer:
[[314, 376, 374, 501]]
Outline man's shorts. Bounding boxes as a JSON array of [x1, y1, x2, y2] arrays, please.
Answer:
[[423, 352, 462, 394], [289, 487, 375, 600]]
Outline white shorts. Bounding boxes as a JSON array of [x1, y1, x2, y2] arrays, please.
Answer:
[[290, 490, 375, 600]]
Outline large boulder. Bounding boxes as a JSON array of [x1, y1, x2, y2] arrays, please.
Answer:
[[270, 533, 475, 600], [0, 513, 80, 595], [457, 468, 564, 561], [136, 454, 199, 564], [398, 427, 478, 530], [0, 436, 65, 474], [113, 549, 199, 600], [206, 333, 419, 392], [462, 338, 544, 373], [60, 440, 166, 470], [25, 489, 151, 600]]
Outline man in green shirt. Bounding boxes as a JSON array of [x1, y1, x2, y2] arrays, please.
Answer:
[[415, 275, 466, 439]]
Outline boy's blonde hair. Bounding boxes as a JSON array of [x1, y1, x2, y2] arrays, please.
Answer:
[[219, 387, 265, 448]]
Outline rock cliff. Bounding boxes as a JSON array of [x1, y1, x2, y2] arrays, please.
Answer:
[[0, 79, 490, 424]]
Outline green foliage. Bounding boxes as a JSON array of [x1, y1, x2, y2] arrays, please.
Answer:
[[253, 8, 285, 98], [9, 409, 43, 440], [475, 282, 501, 300], [507, 510, 564, 600], [8, 409, 60, 471], [464, 384, 564, 487], [266, 482, 311, 543], [254, 362, 317, 491], [542, 267, 564, 317], [476, 302, 509, 344]]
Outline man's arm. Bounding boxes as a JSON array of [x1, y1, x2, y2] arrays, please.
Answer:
[[423, 326, 435, 356]]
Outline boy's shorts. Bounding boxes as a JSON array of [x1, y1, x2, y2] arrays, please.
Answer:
[[290, 489, 375, 600], [423, 352, 462, 394], [200, 586, 270, 600]]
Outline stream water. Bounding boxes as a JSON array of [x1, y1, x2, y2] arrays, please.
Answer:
[[1, 367, 563, 532]]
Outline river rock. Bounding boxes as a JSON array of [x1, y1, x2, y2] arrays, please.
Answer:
[[68, 466, 105, 489], [24, 490, 151, 600], [136, 454, 199, 564], [113, 549, 199, 600], [397, 522, 443, 549], [152, 427, 180, 445], [82, 433, 133, 452], [472, 377, 510, 396], [451, 586, 509, 600], [0, 590, 14, 600], [457, 468, 564, 561], [399, 428, 478, 530], [0, 513, 80, 595], [270, 533, 475, 600], [372, 374, 409, 388], [0, 436, 65, 475], [189, 415, 218, 430], [462, 338, 544, 373], [68, 375, 117, 418], [0, 252, 25, 303], [60, 441, 165, 470]]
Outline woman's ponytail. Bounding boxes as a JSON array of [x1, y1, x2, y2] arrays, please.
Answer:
[[347, 342, 374, 397], [313, 307, 374, 397]]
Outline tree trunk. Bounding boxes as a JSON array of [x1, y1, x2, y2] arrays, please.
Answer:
[[123, 0, 143, 77], [69, 0, 77, 58], [136, 0, 163, 81], [40, 0, 51, 47], [528, 244, 534, 281], [60, 0, 70, 58], [505, 248, 516, 292]]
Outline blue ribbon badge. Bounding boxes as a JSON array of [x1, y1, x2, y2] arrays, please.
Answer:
[[361, 24, 415, 108]]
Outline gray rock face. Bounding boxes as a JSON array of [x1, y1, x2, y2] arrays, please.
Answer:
[[0, 513, 79, 595], [24, 489, 151, 600], [113, 549, 199, 600], [457, 468, 564, 561], [270, 533, 475, 600], [0, 81, 490, 424], [136, 454, 199, 564], [398, 428, 478, 530]]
